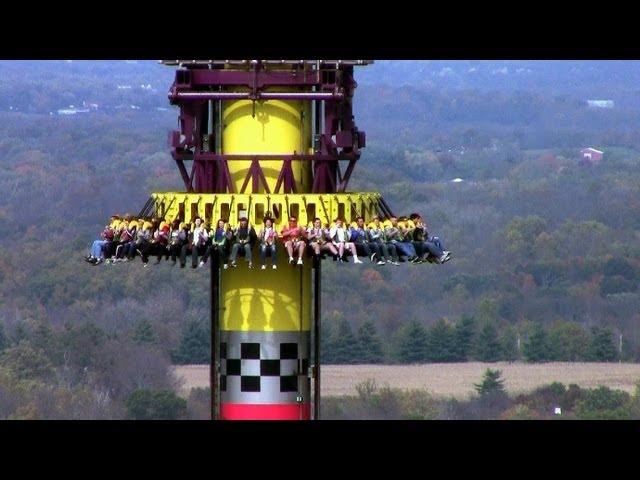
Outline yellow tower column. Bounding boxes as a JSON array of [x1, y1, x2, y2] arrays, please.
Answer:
[[219, 87, 313, 420]]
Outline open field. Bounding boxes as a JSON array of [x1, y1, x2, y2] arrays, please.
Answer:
[[172, 362, 640, 399]]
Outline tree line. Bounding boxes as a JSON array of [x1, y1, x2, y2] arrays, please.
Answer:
[[320, 315, 622, 364]]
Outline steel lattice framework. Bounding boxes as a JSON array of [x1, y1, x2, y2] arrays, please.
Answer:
[[162, 60, 371, 195]]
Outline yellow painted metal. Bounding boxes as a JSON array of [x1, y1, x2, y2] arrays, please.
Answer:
[[221, 87, 312, 193], [151, 192, 385, 228], [220, 260, 312, 332]]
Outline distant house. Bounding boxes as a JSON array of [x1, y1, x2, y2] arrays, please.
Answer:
[[580, 147, 604, 164], [57, 108, 89, 115], [587, 100, 614, 109]]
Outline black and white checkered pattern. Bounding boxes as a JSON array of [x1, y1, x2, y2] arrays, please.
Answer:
[[220, 341, 309, 393]]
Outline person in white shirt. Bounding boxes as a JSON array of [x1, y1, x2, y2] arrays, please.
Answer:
[[181, 217, 209, 269], [258, 217, 278, 270], [307, 218, 339, 259], [329, 218, 362, 263]]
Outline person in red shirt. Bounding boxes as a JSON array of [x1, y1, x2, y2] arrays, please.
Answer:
[[142, 223, 170, 265], [85, 217, 117, 265], [281, 215, 306, 265]]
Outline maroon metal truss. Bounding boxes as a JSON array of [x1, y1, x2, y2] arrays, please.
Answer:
[[163, 60, 369, 194]]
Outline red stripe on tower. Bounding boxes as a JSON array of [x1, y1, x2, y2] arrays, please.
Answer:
[[221, 403, 311, 420]]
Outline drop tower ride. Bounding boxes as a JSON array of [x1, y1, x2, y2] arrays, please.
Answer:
[[142, 60, 395, 420]]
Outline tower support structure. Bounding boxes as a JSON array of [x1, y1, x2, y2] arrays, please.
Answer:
[[151, 60, 385, 420]]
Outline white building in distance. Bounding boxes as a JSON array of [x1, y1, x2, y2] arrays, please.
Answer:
[[587, 100, 614, 109]]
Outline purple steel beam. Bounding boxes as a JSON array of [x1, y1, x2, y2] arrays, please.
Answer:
[[338, 159, 357, 192], [239, 158, 271, 194], [274, 159, 297, 193], [175, 152, 361, 194], [312, 161, 337, 193], [195, 160, 207, 192], [239, 164, 252, 193], [320, 100, 340, 191], [340, 67, 357, 132], [223, 161, 235, 193], [189, 161, 197, 189], [173, 152, 194, 192], [162, 60, 372, 67], [208, 161, 216, 193], [189, 69, 321, 88], [190, 152, 360, 162], [216, 158, 236, 193], [170, 91, 344, 102], [167, 62, 366, 194], [256, 162, 271, 193], [312, 164, 324, 192]]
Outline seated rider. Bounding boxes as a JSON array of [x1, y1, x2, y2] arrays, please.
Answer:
[[128, 220, 152, 261], [350, 216, 384, 265], [258, 216, 278, 270], [369, 215, 400, 266], [201, 219, 231, 269], [103, 218, 123, 264], [229, 217, 257, 269], [142, 222, 170, 266], [177, 222, 192, 268], [114, 217, 136, 261], [385, 216, 419, 263], [180, 217, 208, 269], [409, 213, 451, 264], [281, 215, 306, 266], [85, 218, 116, 265], [106, 219, 123, 263], [329, 218, 361, 263], [168, 220, 185, 266], [307, 217, 339, 260]]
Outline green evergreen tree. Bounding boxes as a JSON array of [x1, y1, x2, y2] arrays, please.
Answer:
[[172, 320, 210, 364], [132, 319, 155, 345], [474, 322, 503, 362], [547, 321, 589, 361], [523, 323, 551, 362], [453, 315, 476, 361], [356, 319, 384, 363], [474, 368, 506, 396], [426, 319, 457, 362], [125, 389, 188, 420], [394, 320, 429, 364], [586, 326, 618, 362], [328, 317, 360, 364], [500, 326, 519, 362]]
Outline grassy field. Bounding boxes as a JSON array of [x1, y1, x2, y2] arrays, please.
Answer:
[[172, 362, 640, 399]]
